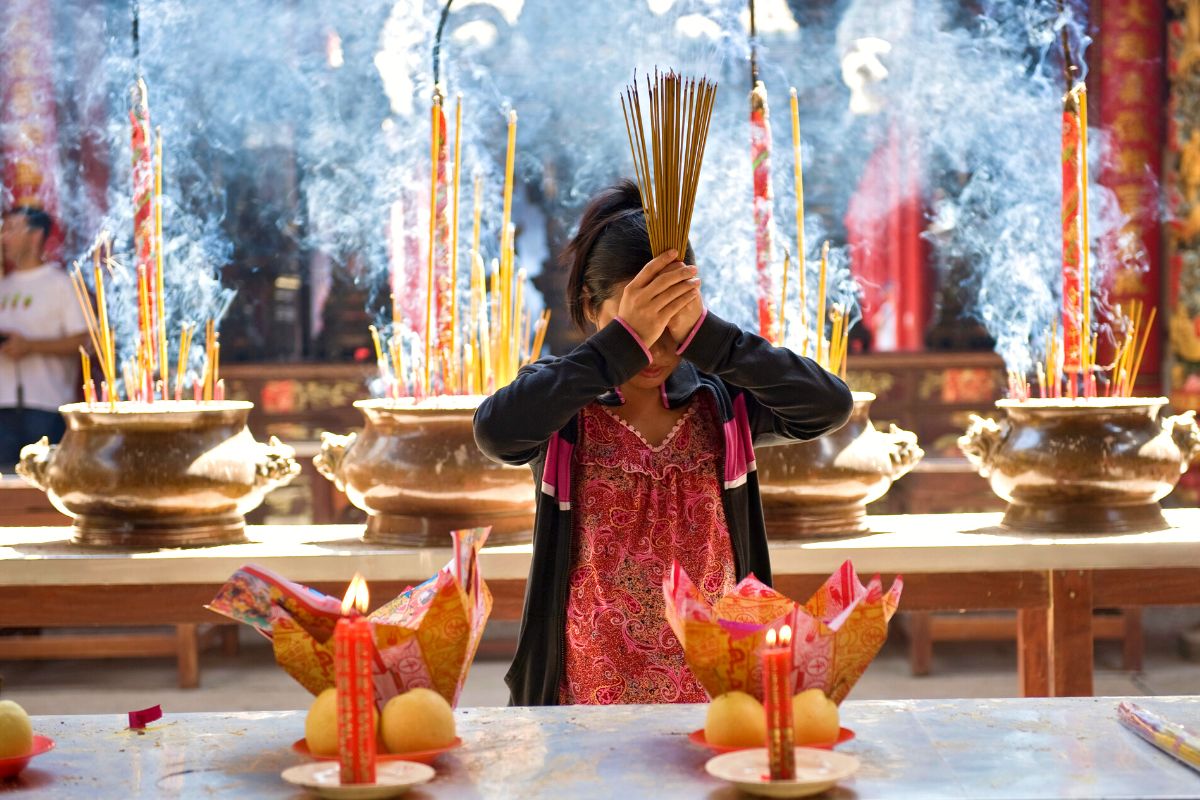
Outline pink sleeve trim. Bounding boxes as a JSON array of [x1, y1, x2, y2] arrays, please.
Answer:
[[615, 316, 653, 363], [675, 307, 708, 355]]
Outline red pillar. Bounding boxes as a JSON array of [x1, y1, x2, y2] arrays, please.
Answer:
[[1096, 0, 1166, 393]]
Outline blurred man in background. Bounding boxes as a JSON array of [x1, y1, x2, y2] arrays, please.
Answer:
[[0, 207, 87, 468]]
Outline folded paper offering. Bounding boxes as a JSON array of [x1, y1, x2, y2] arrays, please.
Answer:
[[207, 527, 491, 708], [664, 560, 901, 704]]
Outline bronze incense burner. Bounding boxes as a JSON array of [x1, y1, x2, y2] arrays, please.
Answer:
[[959, 398, 1200, 533], [17, 401, 299, 547], [315, 397, 535, 547], [755, 392, 924, 538]]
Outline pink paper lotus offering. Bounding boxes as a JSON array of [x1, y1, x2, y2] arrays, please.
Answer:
[[207, 528, 491, 707], [664, 560, 901, 704]]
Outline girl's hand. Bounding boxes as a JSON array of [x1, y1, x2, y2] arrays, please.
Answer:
[[616, 249, 700, 346], [666, 267, 704, 345]]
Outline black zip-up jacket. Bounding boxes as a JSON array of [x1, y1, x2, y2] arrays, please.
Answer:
[[473, 310, 853, 705]]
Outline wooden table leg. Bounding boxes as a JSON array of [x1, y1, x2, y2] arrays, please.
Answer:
[[1121, 608, 1144, 672], [220, 625, 240, 657], [1049, 570, 1094, 696], [1017, 607, 1050, 697], [906, 613, 934, 676], [176, 624, 200, 689]]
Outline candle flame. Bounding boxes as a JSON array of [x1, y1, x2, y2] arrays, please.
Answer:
[[340, 573, 370, 616], [780, 625, 792, 646], [766, 628, 777, 647]]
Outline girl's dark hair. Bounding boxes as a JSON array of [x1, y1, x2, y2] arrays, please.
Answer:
[[561, 179, 695, 330]]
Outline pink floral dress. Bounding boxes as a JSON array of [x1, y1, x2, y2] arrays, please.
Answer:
[[559, 393, 736, 705]]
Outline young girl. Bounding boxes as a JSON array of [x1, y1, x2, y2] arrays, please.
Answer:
[[474, 180, 853, 706]]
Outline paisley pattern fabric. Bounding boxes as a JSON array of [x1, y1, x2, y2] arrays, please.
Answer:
[[559, 394, 736, 704]]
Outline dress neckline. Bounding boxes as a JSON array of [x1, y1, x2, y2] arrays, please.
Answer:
[[597, 397, 699, 453]]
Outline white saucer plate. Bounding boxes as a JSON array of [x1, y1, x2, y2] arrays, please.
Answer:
[[705, 747, 860, 798], [281, 760, 436, 799]]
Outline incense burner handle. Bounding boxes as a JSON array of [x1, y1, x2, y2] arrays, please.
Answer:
[[958, 414, 1004, 478], [16, 436, 53, 491], [882, 424, 924, 480], [1164, 410, 1200, 471], [314, 431, 357, 492], [255, 436, 301, 489]]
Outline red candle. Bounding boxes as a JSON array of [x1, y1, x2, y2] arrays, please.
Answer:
[[762, 625, 796, 781], [335, 574, 376, 785]]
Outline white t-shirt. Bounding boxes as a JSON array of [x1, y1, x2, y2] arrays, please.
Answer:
[[0, 263, 88, 412]]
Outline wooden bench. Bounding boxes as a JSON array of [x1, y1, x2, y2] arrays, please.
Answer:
[[0, 476, 238, 688], [901, 609, 1143, 676]]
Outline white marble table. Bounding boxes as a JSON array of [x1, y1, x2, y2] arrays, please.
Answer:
[[3, 698, 1199, 798], [4, 511, 1200, 696]]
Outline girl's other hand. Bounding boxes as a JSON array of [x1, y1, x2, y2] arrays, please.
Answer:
[[616, 249, 700, 346], [665, 267, 703, 346]]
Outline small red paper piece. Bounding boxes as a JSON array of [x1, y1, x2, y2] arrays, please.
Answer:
[[127, 705, 163, 729]]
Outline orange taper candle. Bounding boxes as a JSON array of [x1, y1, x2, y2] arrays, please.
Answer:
[[335, 574, 375, 785], [762, 625, 795, 781]]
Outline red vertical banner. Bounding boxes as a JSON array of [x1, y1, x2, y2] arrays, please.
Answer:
[[0, 0, 62, 261], [1098, 0, 1165, 393]]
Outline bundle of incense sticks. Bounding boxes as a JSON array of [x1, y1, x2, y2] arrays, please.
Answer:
[[381, 93, 549, 400], [70, 235, 220, 406], [621, 70, 718, 258], [795, 241, 849, 379], [69, 243, 117, 408], [68, 81, 221, 407], [1025, 299, 1155, 400], [1117, 701, 1200, 772]]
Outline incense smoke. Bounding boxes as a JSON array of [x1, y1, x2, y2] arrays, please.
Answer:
[[2, 0, 1142, 383]]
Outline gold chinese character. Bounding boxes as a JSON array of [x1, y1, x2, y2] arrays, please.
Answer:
[[1112, 109, 1152, 144], [1118, 72, 1147, 104], [1116, 184, 1147, 215], [1115, 32, 1150, 61]]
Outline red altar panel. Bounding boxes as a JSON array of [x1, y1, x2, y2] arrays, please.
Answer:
[[845, 125, 929, 352], [1097, 0, 1165, 392]]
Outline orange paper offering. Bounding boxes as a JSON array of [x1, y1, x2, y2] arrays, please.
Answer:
[[207, 528, 491, 708], [664, 560, 901, 704]]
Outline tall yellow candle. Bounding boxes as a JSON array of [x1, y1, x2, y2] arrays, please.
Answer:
[[778, 250, 790, 346], [450, 95, 464, 374], [511, 269, 525, 381], [790, 89, 806, 333], [471, 175, 483, 272], [500, 111, 517, 360], [425, 93, 442, 392], [154, 127, 168, 395], [816, 241, 829, 368], [1077, 83, 1091, 376]]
